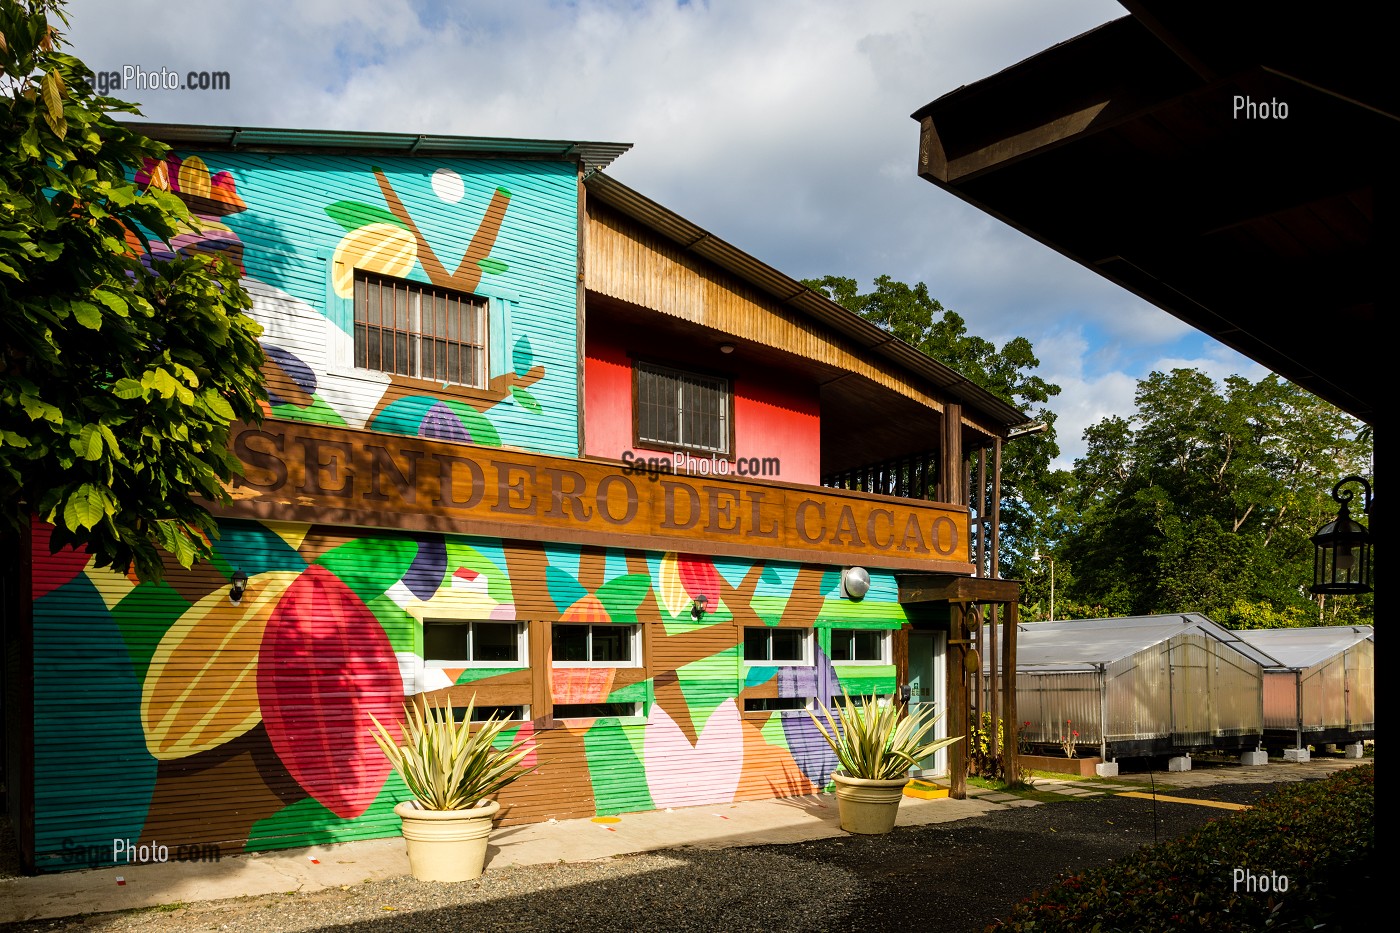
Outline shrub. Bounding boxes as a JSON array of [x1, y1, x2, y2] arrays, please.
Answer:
[[988, 764, 1374, 932]]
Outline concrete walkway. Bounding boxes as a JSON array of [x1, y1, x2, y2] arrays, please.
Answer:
[[0, 757, 1365, 924]]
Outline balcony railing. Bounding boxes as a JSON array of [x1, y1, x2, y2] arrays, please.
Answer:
[[822, 451, 939, 501]]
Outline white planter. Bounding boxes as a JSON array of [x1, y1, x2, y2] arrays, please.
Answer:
[[394, 799, 500, 882], [831, 773, 908, 834]]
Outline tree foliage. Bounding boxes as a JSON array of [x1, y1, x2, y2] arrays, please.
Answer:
[[1, 0, 265, 581], [1061, 369, 1372, 626], [803, 274, 1064, 569]]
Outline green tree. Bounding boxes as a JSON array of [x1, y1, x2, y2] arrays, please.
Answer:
[[803, 274, 1065, 574], [1062, 368, 1371, 626], [1, 0, 265, 581]]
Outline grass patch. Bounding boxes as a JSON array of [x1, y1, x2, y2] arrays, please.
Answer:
[[987, 763, 1374, 932]]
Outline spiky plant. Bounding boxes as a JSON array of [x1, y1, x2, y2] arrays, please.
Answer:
[[369, 696, 536, 810], [809, 689, 963, 781]]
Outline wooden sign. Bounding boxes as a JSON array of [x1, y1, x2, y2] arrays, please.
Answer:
[[224, 421, 972, 573]]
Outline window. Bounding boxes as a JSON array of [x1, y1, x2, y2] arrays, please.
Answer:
[[829, 628, 890, 664], [354, 272, 487, 387], [451, 705, 529, 723], [552, 624, 640, 667], [831, 693, 893, 708], [742, 627, 811, 665], [635, 361, 730, 455], [553, 702, 641, 719], [423, 620, 524, 666], [743, 696, 809, 712]]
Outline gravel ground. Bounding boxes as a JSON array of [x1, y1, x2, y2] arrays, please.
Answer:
[[0, 780, 1297, 933]]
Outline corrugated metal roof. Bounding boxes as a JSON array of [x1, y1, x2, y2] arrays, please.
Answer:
[[1005, 613, 1283, 669], [1233, 626, 1374, 671], [130, 123, 633, 175], [583, 172, 1033, 432]]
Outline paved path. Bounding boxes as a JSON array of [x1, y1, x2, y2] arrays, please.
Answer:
[[0, 757, 1366, 925]]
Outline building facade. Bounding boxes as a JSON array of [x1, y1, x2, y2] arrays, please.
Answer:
[[3, 127, 1027, 872]]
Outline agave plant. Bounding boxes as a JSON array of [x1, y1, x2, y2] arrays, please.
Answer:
[[809, 689, 963, 781], [369, 696, 537, 810]]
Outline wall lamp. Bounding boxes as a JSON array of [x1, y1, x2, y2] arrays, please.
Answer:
[[1311, 476, 1372, 595], [229, 570, 250, 606], [690, 595, 709, 621], [840, 566, 870, 601]]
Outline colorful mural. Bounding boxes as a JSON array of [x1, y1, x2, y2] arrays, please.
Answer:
[[130, 151, 579, 457], [29, 519, 905, 871]]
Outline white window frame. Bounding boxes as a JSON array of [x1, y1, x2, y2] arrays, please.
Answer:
[[551, 623, 643, 669], [742, 626, 813, 666], [828, 628, 892, 666], [422, 619, 527, 669]]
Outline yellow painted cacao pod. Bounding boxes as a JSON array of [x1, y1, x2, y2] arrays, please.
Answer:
[[331, 223, 418, 297]]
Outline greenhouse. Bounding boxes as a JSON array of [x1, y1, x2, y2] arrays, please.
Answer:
[[990, 614, 1278, 762], [1233, 626, 1375, 757]]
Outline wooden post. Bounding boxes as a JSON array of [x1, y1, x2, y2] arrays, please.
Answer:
[[948, 603, 969, 799], [1003, 599, 1019, 782], [939, 402, 964, 506], [989, 604, 999, 761]]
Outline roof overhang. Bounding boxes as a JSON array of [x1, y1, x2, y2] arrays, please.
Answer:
[[912, 2, 1393, 424], [584, 173, 1033, 434], [132, 123, 633, 176]]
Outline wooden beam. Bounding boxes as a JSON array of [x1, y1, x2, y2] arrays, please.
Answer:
[[898, 574, 1021, 605]]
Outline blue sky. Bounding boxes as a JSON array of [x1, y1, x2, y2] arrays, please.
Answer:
[[63, 0, 1267, 468]]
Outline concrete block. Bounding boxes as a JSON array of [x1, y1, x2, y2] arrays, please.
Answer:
[[1283, 747, 1311, 763], [1240, 750, 1268, 766], [1094, 761, 1120, 778], [1345, 742, 1365, 759], [1167, 755, 1192, 772]]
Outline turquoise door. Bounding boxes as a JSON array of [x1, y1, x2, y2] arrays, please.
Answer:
[[908, 631, 948, 776]]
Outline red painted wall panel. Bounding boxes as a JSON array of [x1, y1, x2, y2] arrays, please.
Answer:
[[583, 333, 820, 484]]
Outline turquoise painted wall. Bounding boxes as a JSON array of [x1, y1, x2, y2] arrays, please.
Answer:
[[135, 151, 581, 456]]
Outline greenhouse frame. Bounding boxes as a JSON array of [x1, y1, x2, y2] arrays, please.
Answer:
[[990, 614, 1279, 760], [1233, 626, 1375, 751]]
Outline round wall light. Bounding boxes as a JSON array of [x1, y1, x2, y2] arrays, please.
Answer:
[[840, 566, 871, 601]]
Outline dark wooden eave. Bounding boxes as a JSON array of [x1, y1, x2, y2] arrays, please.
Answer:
[[912, 3, 1392, 425], [898, 574, 1021, 605]]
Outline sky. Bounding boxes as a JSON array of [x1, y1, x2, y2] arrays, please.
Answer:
[[62, 0, 1267, 469]]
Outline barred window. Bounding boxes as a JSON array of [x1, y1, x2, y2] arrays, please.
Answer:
[[354, 273, 487, 388], [635, 362, 730, 455]]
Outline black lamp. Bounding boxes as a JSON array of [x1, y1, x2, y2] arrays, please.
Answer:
[[229, 570, 250, 606], [690, 595, 709, 621], [1311, 476, 1372, 595]]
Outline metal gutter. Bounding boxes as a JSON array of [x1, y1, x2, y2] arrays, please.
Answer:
[[130, 123, 634, 176]]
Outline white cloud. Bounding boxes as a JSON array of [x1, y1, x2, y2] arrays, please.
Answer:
[[62, 0, 1269, 467]]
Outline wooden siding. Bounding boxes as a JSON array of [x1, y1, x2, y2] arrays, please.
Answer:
[[225, 420, 973, 574], [162, 151, 581, 457], [586, 201, 1004, 439], [24, 520, 916, 868]]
